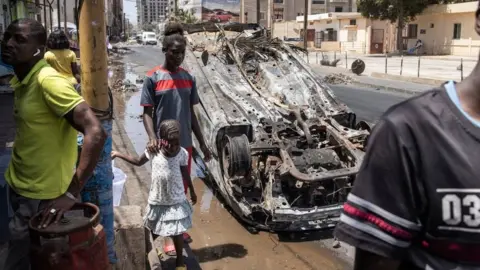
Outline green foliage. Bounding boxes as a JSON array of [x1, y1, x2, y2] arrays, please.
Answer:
[[177, 9, 198, 24], [357, 0, 463, 23]]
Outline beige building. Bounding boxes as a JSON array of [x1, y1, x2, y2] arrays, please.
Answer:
[[240, 0, 355, 27], [403, 1, 479, 56], [274, 1, 480, 56]]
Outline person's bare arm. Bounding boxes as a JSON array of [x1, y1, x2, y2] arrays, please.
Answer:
[[191, 106, 206, 147], [112, 150, 148, 166], [71, 62, 81, 83], [181, 165, 197, 204], [140, 76, 158, 153], [64, 102, 106, 196], [353, 248, 400, 270], [143, 106, 156, 141]]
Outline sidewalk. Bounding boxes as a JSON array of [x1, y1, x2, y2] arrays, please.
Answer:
[[310, 64, 433, 95], [303, 51, 473, 83]]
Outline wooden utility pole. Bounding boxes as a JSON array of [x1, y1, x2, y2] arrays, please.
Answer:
[[79, 0, 109, 113], [303, 0, 308, 49]]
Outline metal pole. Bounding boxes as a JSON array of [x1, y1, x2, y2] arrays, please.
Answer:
[[123, 13, 126, 36], [345, 51, 348, 69], [385, 53, 388, 74], [43, 0, 47, 33], [57, 0, 61, 29], [49, 6, 53, 30], [303, 0, 308, 49], [461, 58, 464, 81], [256, 0, 260, 24], [78, 0, 114, 264], [400, 55, 403, 75], [64, 0, 67, 34], [417, 56, 421, 78], [36, 0, 41, 21], [316, 52, 318, 64]]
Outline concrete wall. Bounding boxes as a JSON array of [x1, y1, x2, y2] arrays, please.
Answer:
[[272, 21, 301, 38], [405, 9, 479, 56]]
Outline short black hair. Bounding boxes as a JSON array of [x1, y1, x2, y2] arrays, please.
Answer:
[[159, 119, 180, 140], [10, 18, 47, 46], [47, 30, 70, 50], [162, 22, 186, 49]]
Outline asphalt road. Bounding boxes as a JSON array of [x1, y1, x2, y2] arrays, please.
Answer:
[[123, 45, 409, 122], [119, 45, 412, 270]]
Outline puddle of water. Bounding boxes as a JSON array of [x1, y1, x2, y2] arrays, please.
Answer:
[[200, 187, 214, 214]]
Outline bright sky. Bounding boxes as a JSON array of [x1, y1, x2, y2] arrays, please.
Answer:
[[124, 0, 137, 25]]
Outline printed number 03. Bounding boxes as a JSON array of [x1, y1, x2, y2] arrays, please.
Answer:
[[442, 194, 480, 227]]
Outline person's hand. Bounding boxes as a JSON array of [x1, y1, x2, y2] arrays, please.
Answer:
[[111, 150, 119, 159], [147, 138, 159, 153], [39, 193, 76, 228], [200, 143, 211, 162], [190, 190, 197, 205]]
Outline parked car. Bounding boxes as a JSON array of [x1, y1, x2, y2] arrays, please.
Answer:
[[142, 32, 157, 45]]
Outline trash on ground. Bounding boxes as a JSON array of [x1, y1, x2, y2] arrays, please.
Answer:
[[323, 73, 356, 85]]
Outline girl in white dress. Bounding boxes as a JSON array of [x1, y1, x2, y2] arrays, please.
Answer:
[[112, 119, 197, 270]]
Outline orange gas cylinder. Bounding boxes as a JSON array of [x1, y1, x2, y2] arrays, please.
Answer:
[[29, 203, 110, 270]]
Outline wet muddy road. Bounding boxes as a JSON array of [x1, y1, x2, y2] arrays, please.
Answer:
[[111, 45, 404, 270]]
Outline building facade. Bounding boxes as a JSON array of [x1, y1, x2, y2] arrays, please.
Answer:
[[137, 0, 169, 27]]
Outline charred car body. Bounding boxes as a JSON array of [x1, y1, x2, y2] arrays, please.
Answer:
[[183, 23, 371, 231]]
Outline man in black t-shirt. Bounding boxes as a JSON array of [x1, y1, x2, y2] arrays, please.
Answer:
[[334, 3, 480, 270]]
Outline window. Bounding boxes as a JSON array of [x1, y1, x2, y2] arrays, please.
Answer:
[[335, 6, 343, 12], [349, 19, 356, 25], [347, 30, 357, 42], [274, 8, 284, 20], [260, 12, 265, 20], [407, 24, 418, 38], [312, 0, 325, 4], [274, 0, 283, 3], [453, 23, 461, 39]]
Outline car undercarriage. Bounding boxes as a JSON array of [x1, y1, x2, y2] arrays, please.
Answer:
[[183, 23, 372, 231]]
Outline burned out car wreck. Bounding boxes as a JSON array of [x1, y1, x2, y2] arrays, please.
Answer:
[[183, 23, 371, 231]]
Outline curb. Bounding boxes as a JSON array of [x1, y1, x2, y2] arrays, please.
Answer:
[[348, 80, 421, 96], [370, 72, 446, 86]]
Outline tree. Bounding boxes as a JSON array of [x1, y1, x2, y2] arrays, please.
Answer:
[[142, 23, 156, 32], [357, 0, 458, 53]]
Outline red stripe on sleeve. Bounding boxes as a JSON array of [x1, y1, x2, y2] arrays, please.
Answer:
[[343, 203, 412, 240]]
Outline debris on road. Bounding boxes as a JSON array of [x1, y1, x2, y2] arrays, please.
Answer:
[[111, 79, 139, 93], [323, 73, 356, 85]]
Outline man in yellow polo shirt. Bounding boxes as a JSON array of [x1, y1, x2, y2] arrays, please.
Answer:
[[2, 19, 107, 270]]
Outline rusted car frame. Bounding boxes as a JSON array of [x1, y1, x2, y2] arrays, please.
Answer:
[[183, 22, 371, 231]]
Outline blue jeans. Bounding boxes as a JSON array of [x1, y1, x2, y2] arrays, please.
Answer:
[[77, 120, 117, 264]]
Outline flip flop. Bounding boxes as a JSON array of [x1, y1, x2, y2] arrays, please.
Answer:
[[163, 244, 176, 256], [175, 267, 186, 270], [183, 233, 192, 244]]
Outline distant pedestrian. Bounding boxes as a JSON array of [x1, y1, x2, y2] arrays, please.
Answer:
[[44, 30, 81, 85], [1, 19, 106, 270], [112, 119, 196, 270], [334, 3, 480, 270], [141, 21, 211, 255]]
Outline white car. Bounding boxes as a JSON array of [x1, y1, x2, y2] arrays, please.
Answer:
[[142, 32, 157, 45]]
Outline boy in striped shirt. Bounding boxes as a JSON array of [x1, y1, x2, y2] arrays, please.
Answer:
[[140, 22, 211, 256]]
